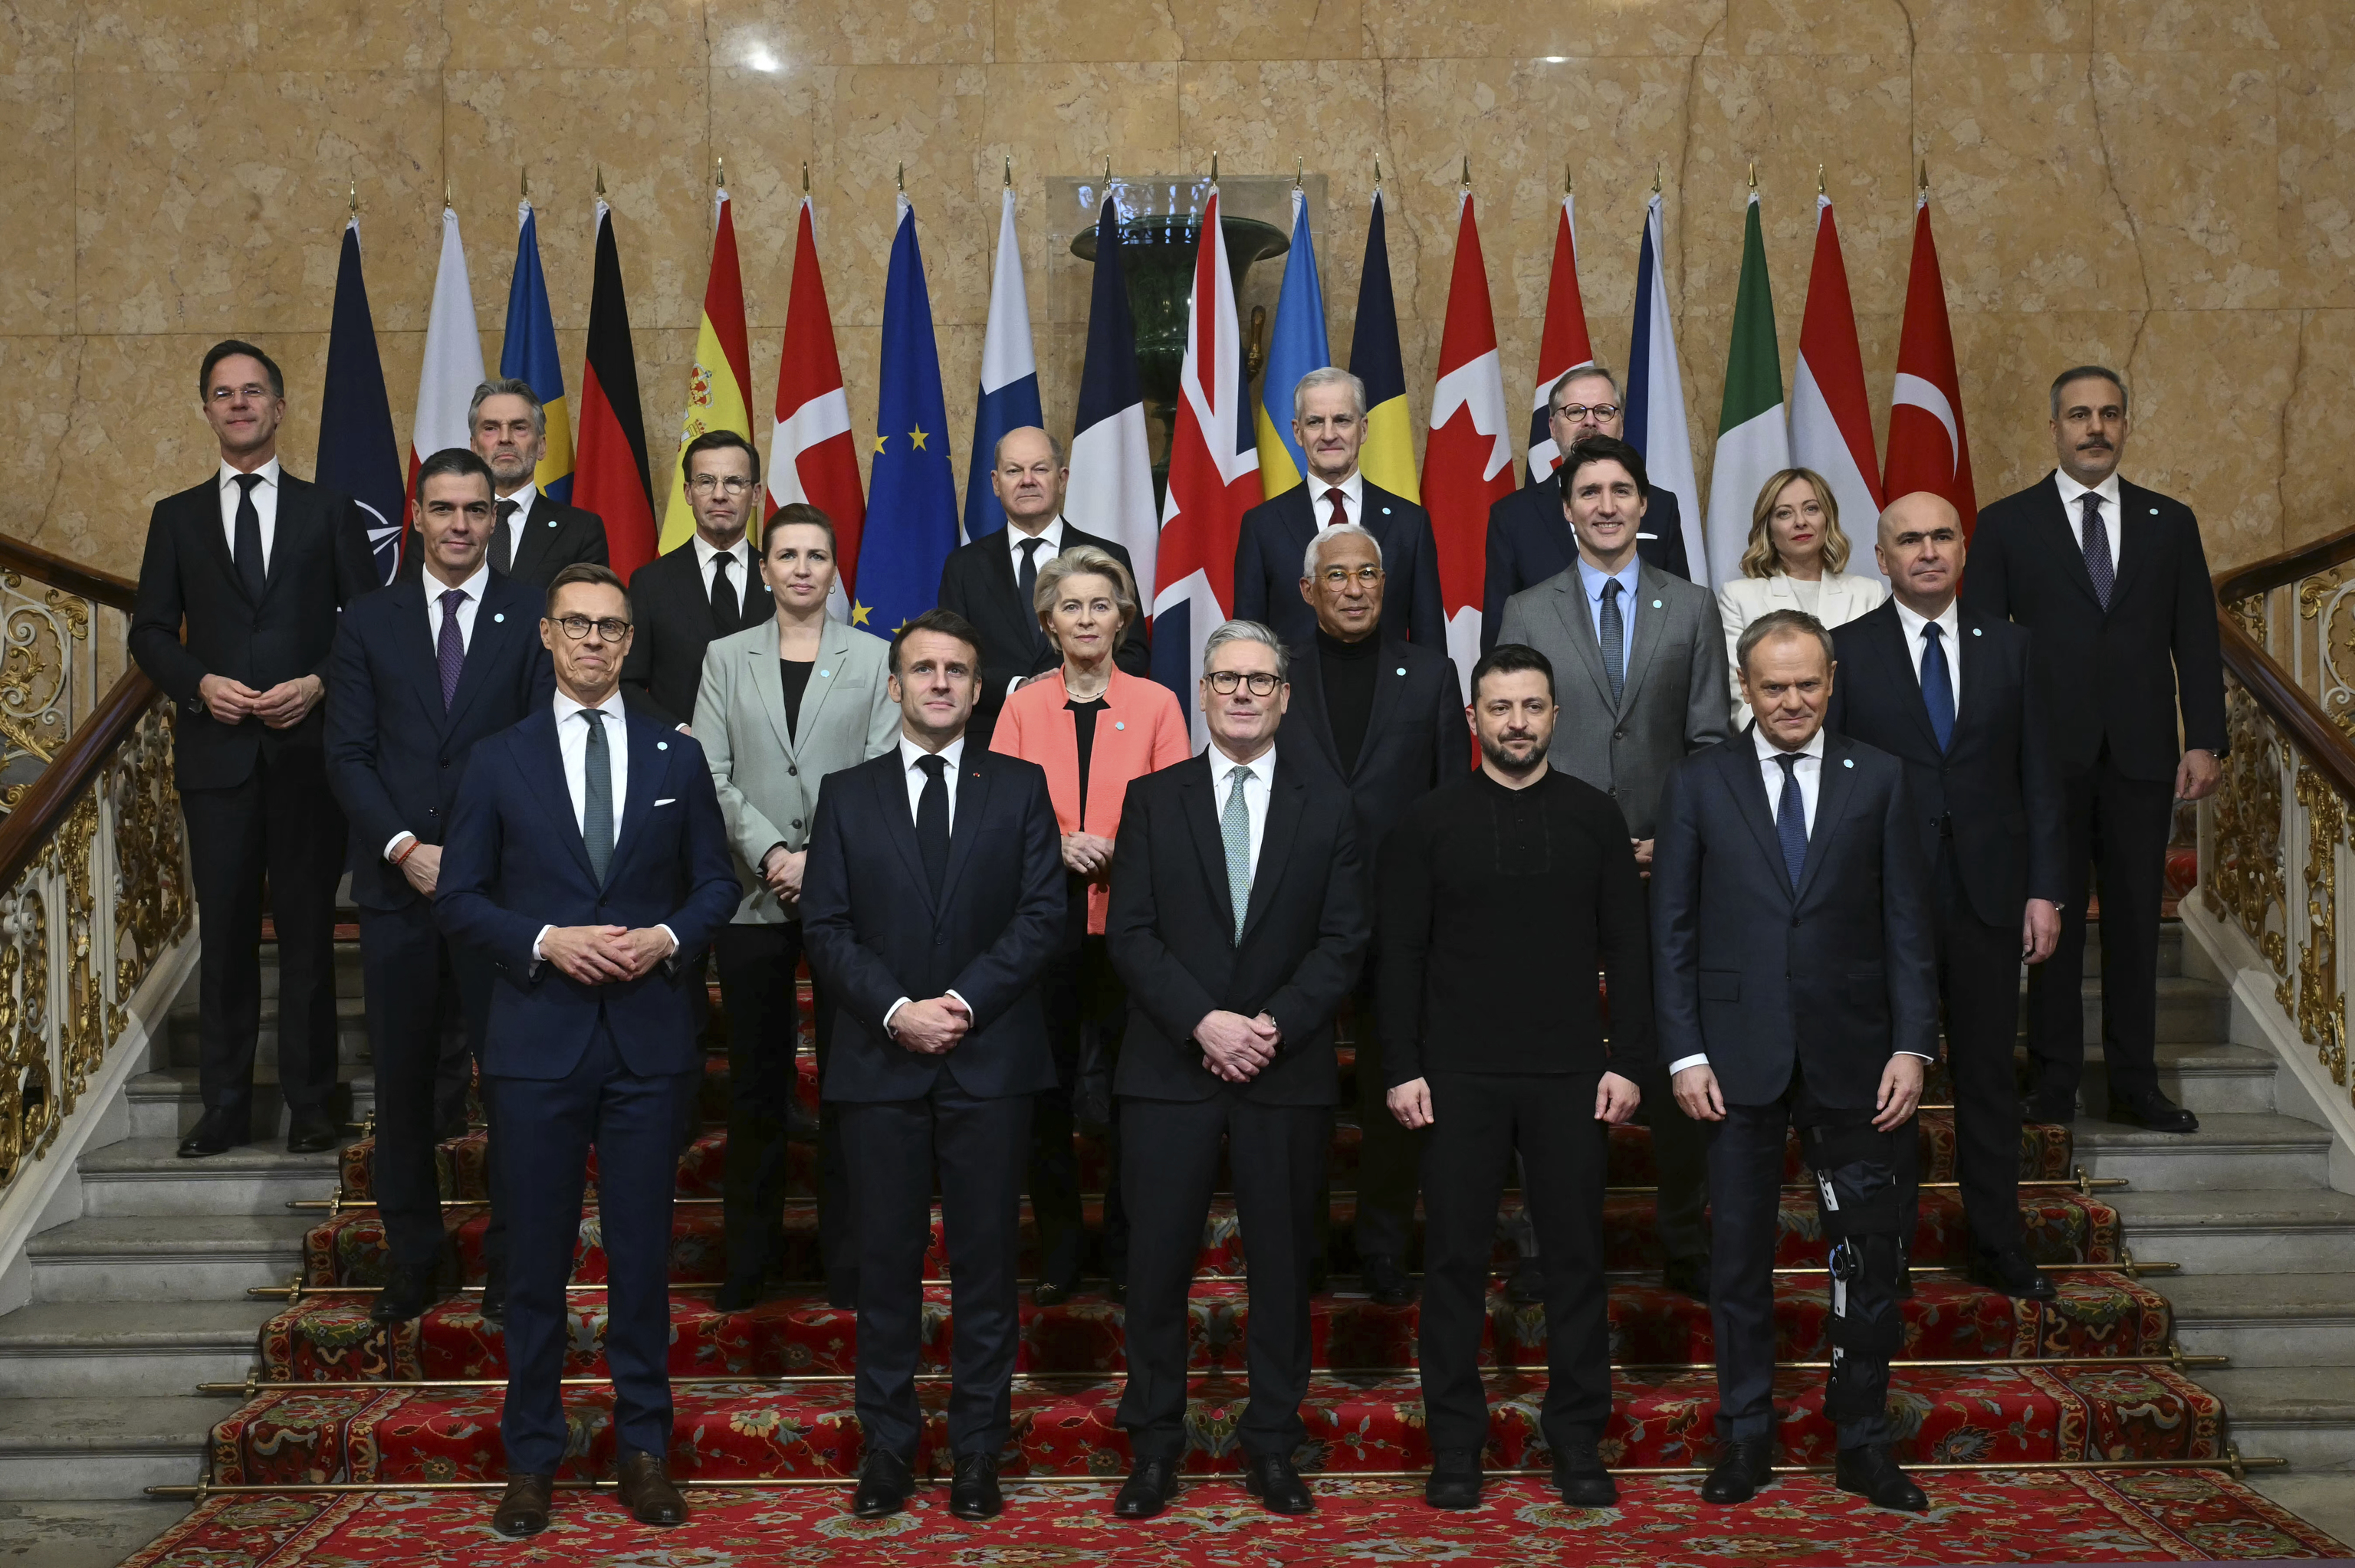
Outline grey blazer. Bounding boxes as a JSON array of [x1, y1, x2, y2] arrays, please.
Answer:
[[694, 615, 901, 924], [1496, 559, 1733, 839]]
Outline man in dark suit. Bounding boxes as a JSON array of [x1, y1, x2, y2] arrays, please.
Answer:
[[620, 430, 774, 728], [467, 378, 609, 588], [1275, 522, 1465, 1306], [800, 607, 1066, 1524], [435, 563, 742, 1539], [326, 448, 555, 1326], [1107, 620, 1370, 1520], [1483, 366, 1690, 653], [1233, 367, 1444, 649], [1961, 366, 2226, 1134], [130, 339, 377, 1159], [935, 425, 1151, 747], [1829, 492, 2066, 1301], [1653, 609, 1938, 1514]]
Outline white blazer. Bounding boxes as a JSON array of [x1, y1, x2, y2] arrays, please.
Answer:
[[1717, 569, 1887, 724]]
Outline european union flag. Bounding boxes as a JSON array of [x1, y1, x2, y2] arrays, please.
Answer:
[[855, 198, 959, 635]]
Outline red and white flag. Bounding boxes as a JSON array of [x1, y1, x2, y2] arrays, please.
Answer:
[[1151, 187, 1263, 750], [407, 206, 486, 538], [1526, 191, 1595, 482], [767, 195, 867, 620], [1884, 194, 1977, 528], [1790, 193, 1885, 576], [1427, 192, 1516, 694]]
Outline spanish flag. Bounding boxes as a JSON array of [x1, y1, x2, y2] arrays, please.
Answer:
[[659, 182, 754, 554]]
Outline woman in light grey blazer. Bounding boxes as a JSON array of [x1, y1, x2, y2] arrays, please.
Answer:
[[1716, 466, 1886, 724], [695, 502, 899, 1313]]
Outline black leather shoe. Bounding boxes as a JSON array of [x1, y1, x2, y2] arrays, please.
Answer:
[[2022, 1092, 2077, 1125], [949, 1451, 1003, 1520], [1969, 1246, 2058, 1301], [177, 1109, 248, 1159], [1700, 1436, 1776, 1504], [615, 1449, 688, 1525], [1424, 1450, 1482, 1509], [851, 1448, 915, 1519], [1362, 1255, 1417, 1307], [478, 1264, 507, 1327], [1032, 1278, 1077, 1307], [1506, 1257, 1545, 1306], [1551, 1435, 1617, 1507], [287, 1108, 340, 1154], [2107, 1091, 2199, 1134], [1114, 1457, 1176, 1519], [1834, 1443, 1927, 1512], [491, 1471, 553, 1537], [1243, 1452, 1314, 1515], [1661, 1255, 1712, 1302], [370, 1264, 441, 1324]]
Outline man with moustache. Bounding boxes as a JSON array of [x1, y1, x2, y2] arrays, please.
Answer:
[[620, 431, 774, 729], [464, 379, 609, 589]]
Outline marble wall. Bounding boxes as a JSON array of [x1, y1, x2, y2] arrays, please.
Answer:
[[5, 0, 2350, 575]]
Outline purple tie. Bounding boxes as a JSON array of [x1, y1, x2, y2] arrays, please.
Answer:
[[2079, 492, 2114, 609], [436, 589, 467, 710]]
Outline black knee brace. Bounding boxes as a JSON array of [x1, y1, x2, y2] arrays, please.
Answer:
[[1803, 1124, 1905, 1425]]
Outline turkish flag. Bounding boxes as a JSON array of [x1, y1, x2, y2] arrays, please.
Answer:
[[1883, 196, 1978, 529]]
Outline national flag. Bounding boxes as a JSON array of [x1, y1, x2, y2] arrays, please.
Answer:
[[1424, 191, 1516, 691], [659, 183, 754, 554], [1790, 192, 1885, 577], [499, 196, 574, 504], [315, 215, 404, 583], [1252, 187, 1330, 497], [1703, 191, 1792, 586], [1884, 192, 1978, 527], [1348, 185, 1417, 503], [855, 195, 959, 635], [1625, 192, 1705, 580], [1066, 186, 1158, 604], [1151, 187, 1263, 746], [1526, 190, 1595, 483], [408, 205, 485, 535], [573, 196, 658, 579], [964, 185, 1044, 543], [767, 194, 866, 618]]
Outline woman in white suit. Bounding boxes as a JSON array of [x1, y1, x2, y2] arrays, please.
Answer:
[[1716, 467, 1886, 723], [695, 502, 901, 1312]]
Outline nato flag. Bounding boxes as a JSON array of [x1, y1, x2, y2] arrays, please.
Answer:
[[317, 218, 406, 583], [854, 198, 959, 636]]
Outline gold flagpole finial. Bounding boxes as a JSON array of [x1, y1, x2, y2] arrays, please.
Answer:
[[801, 160, 809, 195], [521, 167, 530, 200], [348, 177, 358, 216], [1652, 162, 1662, 195], [1103, 155, 1112, 185], [1210, 150, 1220, 183], [896, 161, 905, 193], [1565, 162, 1574, 195], [1818, 162, 1826, 195], [1919, 158, 1929, 192], [594, 166, 606, 197], [1460, 155, 1470, 189], [1748, 159, 1756, 190], [716, 155, 725, 189], [1372, 155, 1382, 189], [1294, 156, 1303, 189], [1003, 155, 1012, 189]]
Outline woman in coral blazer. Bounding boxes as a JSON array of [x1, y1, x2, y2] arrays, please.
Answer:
[[992, 544, 1189, 1304]]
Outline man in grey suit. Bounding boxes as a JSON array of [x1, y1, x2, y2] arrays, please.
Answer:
[[1497, 433, 1732, 1300]]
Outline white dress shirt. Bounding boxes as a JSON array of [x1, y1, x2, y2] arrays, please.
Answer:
[[1309, 470, 1364, 532], [532, 689, 675, 963], [217, 458, 283, 574], [1003, 518, 1066, 694], [1209, 738, 1277, 880], [883, 733, 971, 1033], [1890, 595, 1962, 716], [691, 530, 754, 602], [384, 562, 494, 860], [2054, 470, 2123, 573]]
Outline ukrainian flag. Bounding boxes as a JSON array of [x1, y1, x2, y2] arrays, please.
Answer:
[[1348, 186, 1419, 502], [1252, 189, 1329, 497], [501, 198, 573, 502]]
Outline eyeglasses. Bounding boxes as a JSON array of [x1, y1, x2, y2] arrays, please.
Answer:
[[1319, 565, 1384, 586], [1555, 403, 1621, 423], [553, 614, 632, 641], [1204, 671, 1282, 697], [688, 475, 755, 497], [208, 383, 274, 403]]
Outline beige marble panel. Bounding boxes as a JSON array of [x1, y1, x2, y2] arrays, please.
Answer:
[[2124, 310, 2301, 568], [995, 0, 1181, 64], [986, 61, 1184, 203], [706, 64, 829, 332], [2282, 310, 2355, 549], [250, 0, 447, 71], [0, 74, 74, 336], [0, 5, 77, 72], [443, 0, 707, 71], [0, 336, 80, 543], [2267, 0, 2355, 50], [79, 0, 254, 69], [2093, 52, 2281, 311], [819, 66, 990, 331], [1720, 0, 1912, 57], [1361, 0, 1720, 63], [2093, 0, 2280, 51], [2281, 54, 2355, 310], [1911, 0, 2091, 52], [708, 0, 989, 68], [1944, 307, 2137, 513]]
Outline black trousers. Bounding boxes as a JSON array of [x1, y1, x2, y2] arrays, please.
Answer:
[[1351, 982, 1418, 1266], [1928, 841, 2026, 1253], [1419, 1071, 1611, 1458], [714, 922, 849, 1291], [840, 1074, 1030, 1460], [2026, 752, 2175, 1104], [1030, 934, 1128, 1290], [1120, 1092, 1326, 1461], [359, 900, 500, 1278], [181, 746, 345, 1125]]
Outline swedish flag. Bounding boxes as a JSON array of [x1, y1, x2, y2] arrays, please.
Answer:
[[500, 200, 573, 502]]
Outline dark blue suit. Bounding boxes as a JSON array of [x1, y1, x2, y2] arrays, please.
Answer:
[[1480, 478, 1689, 652], [325, 571, 553, 1279], [1232, 481, 1445, 649], [800, 740, 1065, 1461], [435, 703, 740, 1476]]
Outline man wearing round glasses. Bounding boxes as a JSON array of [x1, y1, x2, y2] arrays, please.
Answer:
[[618, 431, 776, 730]]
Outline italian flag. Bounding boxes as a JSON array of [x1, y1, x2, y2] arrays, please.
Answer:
[[1702, 192, 1791, 587]]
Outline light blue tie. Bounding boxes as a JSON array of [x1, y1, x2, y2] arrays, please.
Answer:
[[1221, 764, 1253, 943]]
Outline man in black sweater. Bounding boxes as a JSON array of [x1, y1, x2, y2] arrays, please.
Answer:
[[1381, 643, 1646, 1511]]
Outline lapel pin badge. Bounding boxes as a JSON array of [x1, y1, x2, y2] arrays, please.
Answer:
[[1115, 720, 1126, 730], [658, 741, 668, 751], [819, 668, 831, 678], [1382, 506, 1392, 515], [1843, 757, 1854, 768], [1972, 626, 1982, 636], [1653, 599, 1663, 609], [1395, 666, 1407, 676], [2150, 507, 2159, 515], [494, 613, 504, 623]]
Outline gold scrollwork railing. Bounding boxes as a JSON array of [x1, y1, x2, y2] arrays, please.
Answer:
[[0, 537, 136, 816]]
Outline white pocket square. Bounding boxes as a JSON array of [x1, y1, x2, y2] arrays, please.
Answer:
[[652, 797, 678, 807]]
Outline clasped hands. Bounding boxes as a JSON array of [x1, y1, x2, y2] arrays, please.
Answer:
[[758, 845, 807, 901], [892, 996, 971, 1055], [199, 672, 323, 730], [540, 924, 675, 986], [1060, 831, 1115, 880], [1197, 1009, 1281, 1082]]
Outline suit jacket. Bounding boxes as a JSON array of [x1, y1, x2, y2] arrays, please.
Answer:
[[129, 469, 379, 791], [399, 490, 608, 590], [1961, 471, 2227, 781], [800, 744, 1067, 1102], [935, 520, 1152, 737], [1496, 561, 1733, 838], [1233, 482, 1445, 649], [1275, 635, 1469, 881], [692, 615, 901, 925], [1106, 752, 1371, 1106], [1717, 570, 1887, 724], [325, 571, 555, 911], [433, 706, 743, 1081], [620, 538, 775, 727], [1828, 599, 2066, 930], [1650, 730, 1940, 1109], [1481, 480, 1690, 651]]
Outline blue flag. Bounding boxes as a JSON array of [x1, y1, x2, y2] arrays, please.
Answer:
[[316, 217, 405, 583], [500, 201, 575, 504], [1253, 189, 1330, 496], [855, 198, 959, 636], [964, 186, 1043, 541]]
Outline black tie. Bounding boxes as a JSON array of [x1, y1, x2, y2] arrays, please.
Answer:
[[1017, 536, 1046, 652], [915, 754, 950, 895], [493, 499, 519, 574], [231, 473, 265, 601], [710, 549, 739, 633]]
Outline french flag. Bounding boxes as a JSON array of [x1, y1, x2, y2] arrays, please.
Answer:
[[1066, 185, 1158, 605], [964, 185, 1043, 542]]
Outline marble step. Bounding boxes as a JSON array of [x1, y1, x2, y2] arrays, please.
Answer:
[[2032, 975, 2230, 1049], [124, 1068, 379, 1140], [0, 1396, 237, 1501], [24, 1215, 313, 1303], [74, 1139, 346, 1219], [2192, 1366, 2355, 1471], [2068, 1113, 2331, 1191], [2162, 1273, 2355, 1368], [2107, 1189, 2355, 1274], [0, 1302, 272, 1399], [163, 993, 370, 1071], [2072, 1042, 2278, 1117]]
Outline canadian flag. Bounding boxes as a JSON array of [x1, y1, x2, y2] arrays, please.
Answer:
[[1884, 193, 1978, 528], [767, 195, 866, 618], [1427, 192, 1516, 694], [406, 206, 485, 536], [1526, 191, 1595, 481], [1790, 193, 1885, 578]]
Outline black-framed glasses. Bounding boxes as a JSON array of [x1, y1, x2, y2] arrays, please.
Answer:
[[553, 614, 632, 641], [1319, 565, 1384, 586], [1204, 671, 1282, 697], [1555, 402, 1621, 422]]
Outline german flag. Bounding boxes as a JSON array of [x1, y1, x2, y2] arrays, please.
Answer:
[[573, 197, 657, 579]]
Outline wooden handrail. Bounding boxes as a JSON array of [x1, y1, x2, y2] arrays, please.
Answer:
[[0, 668, 158, 889], [2215, 530, 2355, 607], [0, 536, 136, 612]]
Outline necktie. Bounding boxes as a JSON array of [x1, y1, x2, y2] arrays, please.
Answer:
[[710, 549, 739, 633], [1920, 622, 1955, 752], [493, 499, 518, 574], [1017, 536, 1046, 652], [2079, 492, 2114, 609], [1221, 764, 1254, 943], [1598, 578, 1627, 706], [231, 473, 265, 601], [1775, 753, 1808, 889], [1325, 487, 1347, 530], [581, 710, 615, 884], [915, 754, 950, 896], [435, 589, 468, 710]]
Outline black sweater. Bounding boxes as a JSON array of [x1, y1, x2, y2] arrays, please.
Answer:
[[1376, 767, 1651, 1083]]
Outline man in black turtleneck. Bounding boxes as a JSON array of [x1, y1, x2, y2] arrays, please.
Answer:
[[1276, 522, 1469, 1306]]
